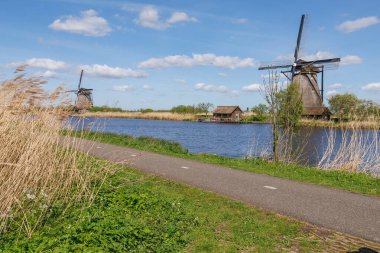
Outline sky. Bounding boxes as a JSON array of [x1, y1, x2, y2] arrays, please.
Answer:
[[1, 0, 379, 110]]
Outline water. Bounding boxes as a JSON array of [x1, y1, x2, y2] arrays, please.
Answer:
[[69, 117, 380, 171]]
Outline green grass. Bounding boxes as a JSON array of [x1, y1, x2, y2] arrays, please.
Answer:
[[1, 158, 331, 252], [72, 130, 380, 197]]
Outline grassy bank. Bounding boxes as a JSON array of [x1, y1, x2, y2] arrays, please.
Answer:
[[72, 131, 380, 197], [2, 157, 378, 252]]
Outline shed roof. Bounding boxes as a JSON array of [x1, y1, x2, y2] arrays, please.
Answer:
[[213, 106, 242, 114]]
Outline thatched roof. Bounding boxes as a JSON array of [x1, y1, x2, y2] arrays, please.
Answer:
[[213, 106, 242, 114]]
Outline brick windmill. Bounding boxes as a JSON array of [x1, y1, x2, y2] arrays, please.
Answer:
[[259, 14, 340, 117], [67, 70, 93, 112]]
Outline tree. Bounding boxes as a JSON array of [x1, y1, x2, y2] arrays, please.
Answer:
[[251, 104, 268, 116], [196, 102, 214, 113], [263, 75, 304, 162], [355, 99, 380, 119], [328, 93, 360, 119], [277, 82, 303, 129], [171, 102, 214, 114]]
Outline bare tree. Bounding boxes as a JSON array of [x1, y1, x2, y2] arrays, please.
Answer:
[[262, 71, 281, 162], [262, 72, 306, 164]]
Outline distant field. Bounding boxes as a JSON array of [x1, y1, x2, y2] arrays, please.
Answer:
[[77, 111, 198, 121]]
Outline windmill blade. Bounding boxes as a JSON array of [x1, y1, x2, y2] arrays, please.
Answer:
[[66, 90, 78, 93], [298, 58, 340, 66], [258, 64, 292, 70], [78, 69, 84, 90], [294, 14, 306, 62]]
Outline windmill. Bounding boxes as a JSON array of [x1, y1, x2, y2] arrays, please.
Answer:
[[67, 70, 93, 112], [259, 14, 340, 117]]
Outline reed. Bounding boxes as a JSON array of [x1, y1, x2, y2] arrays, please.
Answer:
[[300, 118, 380, 129], [318, 119, 380, 175], [78, 111, 197, 121], [0, 69, 108, 237]]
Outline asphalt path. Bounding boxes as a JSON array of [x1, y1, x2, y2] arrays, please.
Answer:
[[63, 137, 380, 243]]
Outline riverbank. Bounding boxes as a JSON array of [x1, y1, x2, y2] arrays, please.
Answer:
[[74, 111, 269, 123], [70, 130, 380, 197], [75, 111, 379, 129]]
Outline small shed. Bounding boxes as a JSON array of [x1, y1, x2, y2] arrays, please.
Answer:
[[212, 106, 243, 122]]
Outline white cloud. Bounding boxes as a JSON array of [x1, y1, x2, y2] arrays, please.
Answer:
[[49, 9, 112, 36], [337, 16, 380, 33], [218, 72, 227, 77], [242, 83, 261, 92], [233, 18, 248, 24], [7, 58, 68, 70], [175, 79, 187, 84], [112, 85, 134, 91], [195, 83, 228, 93], [80, 64, 147, 79], [341, 55, 362, 65], [302, 51, 362, 66], [329, 83, 343, 89], [194, 82, 238, 96], [33, 70, 57, 79], [143, 84, 154, 90], [303, 51, 336, 61], [230, 90, 239, 96], [167, 12, 197, 24], [139, 54, 257, 69], [326, 89, 338, 97], [135, 6, 197, 30], [362, 82, 380, 91]]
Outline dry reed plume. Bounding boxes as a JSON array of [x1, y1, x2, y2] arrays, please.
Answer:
[[0, 68, 107, 237], [319, 120, 380, 175], [78, 111, 197, 121]]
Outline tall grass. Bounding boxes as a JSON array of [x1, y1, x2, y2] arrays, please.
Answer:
[[0, 69, 107, 237]]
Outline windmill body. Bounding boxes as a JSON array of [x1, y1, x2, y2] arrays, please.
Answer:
[[259, 15, 340, 117], [67, 70, 93, 112], [76, 89, 93, 111], [293, 65, 324, 115]]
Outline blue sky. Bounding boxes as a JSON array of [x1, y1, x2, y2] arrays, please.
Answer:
[[1, 0, 379, 110]]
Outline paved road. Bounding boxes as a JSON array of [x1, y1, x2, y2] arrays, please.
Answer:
[[63, 137, 380, 243]]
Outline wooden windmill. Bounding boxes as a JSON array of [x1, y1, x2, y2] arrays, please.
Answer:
[[67, 70, 93, 112], [259, 14, 340, 117]]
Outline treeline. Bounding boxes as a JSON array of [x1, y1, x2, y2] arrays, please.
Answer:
[[249, 93, 379, 121], [170, 103, 214, 114], [328, 93, 380, 120], [89, 106, 124, 112], [88, 103, 215, 114]]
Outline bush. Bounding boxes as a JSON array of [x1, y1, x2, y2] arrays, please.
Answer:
[[89, 106, 124, 112]]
